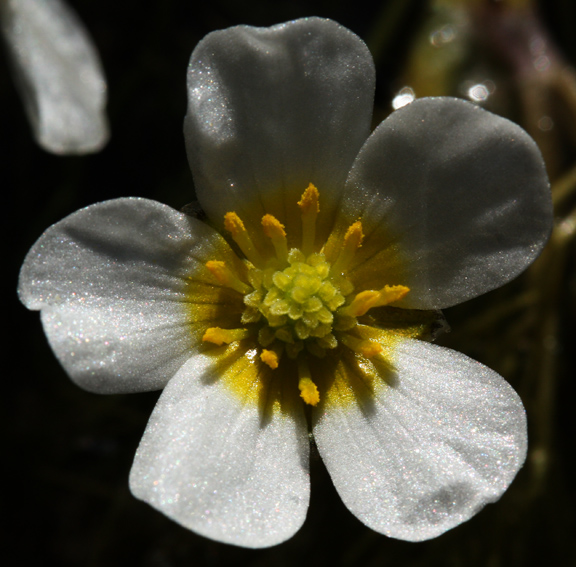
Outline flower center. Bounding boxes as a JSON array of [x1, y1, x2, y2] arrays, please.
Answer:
[[202, 184, 409, 406]]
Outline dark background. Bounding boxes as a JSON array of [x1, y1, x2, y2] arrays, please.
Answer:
[[4, 1, 575, 565]]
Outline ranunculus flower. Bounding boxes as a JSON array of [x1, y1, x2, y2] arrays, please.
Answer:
[[18, 18, 551, 548], [0, 0, 109, 154]]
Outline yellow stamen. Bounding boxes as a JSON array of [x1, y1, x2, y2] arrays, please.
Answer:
[[224, 212, 264, 267], [297, 358, 320, 406], [260, 349, 279, 369], [340, 290, 378, 318], [297, 183, 320, 255], [374, 284, 410, 307], [361, 342, 383, 358], [299, 377, 320, 405], [205, 260, 251, 294], [340, 333, 384, 358], [202, 327, 251, 346], [340, 285, 410, 317], [332, 221, 364, 274], [262, 214, 288, 262], [298, 183, 320, 215]]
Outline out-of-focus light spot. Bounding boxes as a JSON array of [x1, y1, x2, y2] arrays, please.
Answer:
[[467, 83, 489, 102], [537, 116, 554, 131], [462, 80, 495, 104], [392, 87, 415, 110], [530, 35, 546, 56], [534, 55, 551, 72], [429, 25, 456, 47]]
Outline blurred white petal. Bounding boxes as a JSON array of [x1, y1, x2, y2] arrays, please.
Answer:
[[0, 0, 109, 153]]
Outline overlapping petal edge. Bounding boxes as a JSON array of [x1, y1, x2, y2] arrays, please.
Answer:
[[18, 17, 551, 548]]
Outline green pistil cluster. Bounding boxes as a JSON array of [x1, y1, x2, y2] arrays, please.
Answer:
[[242, 249, 355, 359]]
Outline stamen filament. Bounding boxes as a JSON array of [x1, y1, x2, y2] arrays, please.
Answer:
[[206, 260, 251, 294], [339, 333, 383, 358], [202, 327, 251, 346], [224, 212, 264, 267], [262, 214, 288, 262], [297, 357, 320, 406], [339, 285, 410, 317], [298, 183, 319, 255], [332, 221, 364, 274]]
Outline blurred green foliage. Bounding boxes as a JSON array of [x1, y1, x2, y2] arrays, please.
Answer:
[[4, 0, 575, 565]]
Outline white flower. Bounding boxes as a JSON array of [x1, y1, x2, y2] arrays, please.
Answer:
[[18, 18, 551, 548], [0, 0, 109, 154]]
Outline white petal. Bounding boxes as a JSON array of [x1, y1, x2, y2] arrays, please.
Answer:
[[313, 339, 527, 541], [0, 0, 109, 154], [184, 17, 375, 242], [130, 354, 310, 548], [341, 97, 551, 309], [18, 198, 240, 393]]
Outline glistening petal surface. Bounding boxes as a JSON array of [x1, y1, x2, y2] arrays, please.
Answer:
[[18, 198, 241, 393], [184, 17, 375, 242], [341, 97, 551, 309], [0, 0, 109, 154], [313, 339, 527, 541], [130, 353, 310, 548]]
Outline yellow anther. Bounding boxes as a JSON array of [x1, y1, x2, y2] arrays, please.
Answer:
[[340, 285, 410, 317], [205, 260, 251, 294], [374, 284, 410, 307], [298, 183, 320, 215], [260, 349, 279, 369], [262, 214, 288, 262], [340, 333, 383, 358], [224, 210, 246, 236], [224, 212, 264, 267], [340, 290, 379, 318], [297, 358, 320, 406], [262, 214, 286, 238], [359, 342, 383, 358], [344, 221, 364, 248], [299, 377, 320, 406], [298, 183, 320, 255], [202, 327, 251, 346], [332, 221, 364, 274]]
